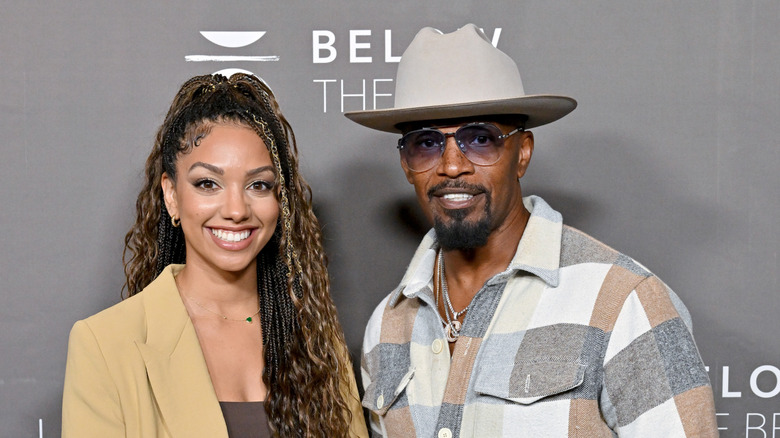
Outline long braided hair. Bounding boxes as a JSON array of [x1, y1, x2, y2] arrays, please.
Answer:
[[123, 73, 354, 436]]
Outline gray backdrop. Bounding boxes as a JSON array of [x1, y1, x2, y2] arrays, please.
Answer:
[[1, 1, 778, 436]]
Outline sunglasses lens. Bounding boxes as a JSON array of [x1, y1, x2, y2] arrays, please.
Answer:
[[400, 129, 445, 171], [455, 124, 504, 165], [399, 123, 509, 171]]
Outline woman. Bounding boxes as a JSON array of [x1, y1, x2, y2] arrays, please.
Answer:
[[62, 73, 368, 437]]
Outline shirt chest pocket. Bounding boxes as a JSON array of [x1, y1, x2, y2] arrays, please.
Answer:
[[473, 360, 586, 404], [362, 366, 415, 416]]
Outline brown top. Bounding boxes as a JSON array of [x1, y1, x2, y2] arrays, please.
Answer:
[[219, 401, 271, 438]]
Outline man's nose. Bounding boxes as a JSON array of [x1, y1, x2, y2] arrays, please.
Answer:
[[436, 135, 474, 178]]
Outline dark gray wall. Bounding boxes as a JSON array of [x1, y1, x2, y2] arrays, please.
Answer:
[[1, 1, 777, 436]]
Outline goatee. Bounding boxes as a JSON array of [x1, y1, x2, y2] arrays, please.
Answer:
[[433, 197, 492, 251]]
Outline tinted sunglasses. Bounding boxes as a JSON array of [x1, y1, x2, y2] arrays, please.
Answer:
[[397, 122, 524, 172]]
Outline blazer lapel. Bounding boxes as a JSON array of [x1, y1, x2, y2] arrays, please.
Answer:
[[135, 265, 228, 438]]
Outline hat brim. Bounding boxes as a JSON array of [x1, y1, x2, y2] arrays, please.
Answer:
[[345, 94, 577, 133]]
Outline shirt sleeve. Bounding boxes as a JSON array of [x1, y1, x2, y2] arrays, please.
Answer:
[[62, 320, 125, 438], [600, 275, 718, 437], [362, 296, 390, 438]]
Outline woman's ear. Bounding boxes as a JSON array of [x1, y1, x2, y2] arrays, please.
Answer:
[[161, 172, 179, 219]]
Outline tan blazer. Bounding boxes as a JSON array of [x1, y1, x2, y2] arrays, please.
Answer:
[[62, 264, 368, 437]]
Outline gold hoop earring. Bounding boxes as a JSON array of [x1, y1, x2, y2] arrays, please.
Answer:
[[171, 216, 181, 227]]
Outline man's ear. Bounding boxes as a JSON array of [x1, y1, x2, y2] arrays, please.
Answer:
[[516, 131, 534, 179], [400, 154, 416, 184], [160, 172, 179, 219]]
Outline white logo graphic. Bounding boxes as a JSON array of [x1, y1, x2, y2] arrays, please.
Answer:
[[186, 31, 278, 76], [200, 31, 265, 48]]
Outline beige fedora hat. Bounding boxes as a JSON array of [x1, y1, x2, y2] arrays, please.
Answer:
[[345, 24, 577, 133]]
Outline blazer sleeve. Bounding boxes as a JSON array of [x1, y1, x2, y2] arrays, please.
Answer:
[[62, 320, 125, 437], [344, 360, 370, 438]]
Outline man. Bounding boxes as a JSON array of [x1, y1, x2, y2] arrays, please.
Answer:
[[345, 24, 718, 437]]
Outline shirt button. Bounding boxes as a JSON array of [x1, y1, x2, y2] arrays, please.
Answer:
[[376, 394, 384, 409], [438, 428, 452, 438], [432, 338, 443, 354]]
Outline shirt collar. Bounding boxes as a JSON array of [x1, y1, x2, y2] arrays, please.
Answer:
[[389, 195, 563, 307]]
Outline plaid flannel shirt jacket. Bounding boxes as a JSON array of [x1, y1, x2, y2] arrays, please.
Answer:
[[361, 196, 718, 437]]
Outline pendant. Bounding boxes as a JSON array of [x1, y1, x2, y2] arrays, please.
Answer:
[[246, 317, 253, 323], [445, 320, 461, 343]]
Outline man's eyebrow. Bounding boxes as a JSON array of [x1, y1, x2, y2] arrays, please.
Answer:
[[246, 165, 275, 177], [189, 162, 223, 175]]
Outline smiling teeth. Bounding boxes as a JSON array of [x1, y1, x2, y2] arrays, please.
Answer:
[[443, 193, 473, 201], [212, 229, 251, 242]]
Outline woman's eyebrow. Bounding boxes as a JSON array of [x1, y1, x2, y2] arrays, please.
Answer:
[[246, 165, 275, 177], [188, 161, 223, 175]]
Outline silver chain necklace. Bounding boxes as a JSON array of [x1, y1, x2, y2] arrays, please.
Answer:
[[437, 250, 472, 342]]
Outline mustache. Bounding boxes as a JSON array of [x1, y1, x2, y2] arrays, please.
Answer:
[[427, 180, 488, 200]]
